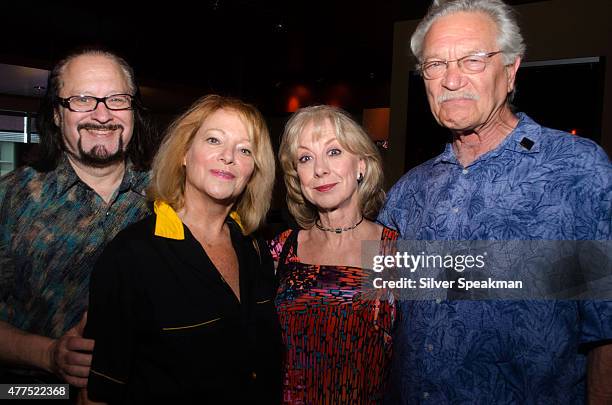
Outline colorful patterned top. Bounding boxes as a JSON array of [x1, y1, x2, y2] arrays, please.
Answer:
[[270, 226, 399, 404], [0, 156, 150, 340]]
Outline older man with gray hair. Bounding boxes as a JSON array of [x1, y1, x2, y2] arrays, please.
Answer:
[[378, 0, 612, 403]]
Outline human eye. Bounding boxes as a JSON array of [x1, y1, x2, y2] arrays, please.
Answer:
[[70, 95, 93, 106], [108, 94, 129, 103], [464, 56, 485, 64], [67, 96, 95, 110], [206, 137, 220, 144], [328, 148, 342, 157], [106, 94, 131, 109], [240, 147, 252, 156], [461, 55, 486, 71], [425, 60, 445, 68], [422, 60, 446, 77], [297, 155, 311, 164]]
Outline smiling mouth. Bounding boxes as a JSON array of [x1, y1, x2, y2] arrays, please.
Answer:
[[211, 169, 235, 179], [83, 129, 116, 136], [78, 124, 122, 136], [314, 183, 337, 192]]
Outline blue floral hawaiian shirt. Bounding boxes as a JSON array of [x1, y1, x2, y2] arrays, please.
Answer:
[[378, 113, 612, 404]]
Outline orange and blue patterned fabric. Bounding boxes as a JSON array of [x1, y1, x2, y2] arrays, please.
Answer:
[[0, 156, 149, 340], [270, 226, 399, 404]]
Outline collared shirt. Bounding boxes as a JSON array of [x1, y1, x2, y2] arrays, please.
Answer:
[[378, 113, 612, 404], [0, 156, 150, 339], [85, 201, 283, 403]]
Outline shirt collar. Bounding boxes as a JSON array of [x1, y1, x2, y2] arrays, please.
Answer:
[[153, 200, 246, 240], [433, 112, 541, 166], [54, 154, 148, 197], [503, 112, 541, 154], [119, 161, 149, 194], [153, 200, 185, 240], [54, 155, 81, 195]]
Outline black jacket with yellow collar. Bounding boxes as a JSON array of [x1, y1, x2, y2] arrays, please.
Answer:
[[85, 201, 283, 404]]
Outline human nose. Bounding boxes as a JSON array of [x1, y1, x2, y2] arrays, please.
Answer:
[[219, 146, 235, 164], [89, 100, 113, 123], [440, 61, 467, 91], [313, 156, 329, 177]]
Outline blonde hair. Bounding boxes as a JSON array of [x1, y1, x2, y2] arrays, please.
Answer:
[[148, 95, 275, 234], [279, 105, 385, 229]]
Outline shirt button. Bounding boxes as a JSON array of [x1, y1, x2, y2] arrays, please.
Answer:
[[106, 211, 110, 216], [251, 371, 257, 380], [435, 298, 442, 304], [452, 207, 459, 214], [462, 168, 468, 174], [423, 392, 430, 399], [425, 343, 434, 352]]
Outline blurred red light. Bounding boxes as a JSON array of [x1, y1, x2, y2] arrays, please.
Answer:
[[287, 96, 300, 112]]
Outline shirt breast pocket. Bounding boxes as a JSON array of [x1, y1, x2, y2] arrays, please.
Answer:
[[161, 316, 222, 333], [159, 316, 226, 379]]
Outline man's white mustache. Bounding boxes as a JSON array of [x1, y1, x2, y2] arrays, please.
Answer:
[[437, 92, 479, 103]]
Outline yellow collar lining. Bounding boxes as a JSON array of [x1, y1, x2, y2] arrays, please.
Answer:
[[153, 200, 185, 240], [153, 200, 246, 240]]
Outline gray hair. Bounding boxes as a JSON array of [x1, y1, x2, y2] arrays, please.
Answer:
[[411, 0, 525, 65], [55, 48, 137, 94]]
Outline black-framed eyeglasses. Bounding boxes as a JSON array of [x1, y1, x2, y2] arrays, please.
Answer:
[[57, 94, 134, 112], [420, 51, 503, 80]]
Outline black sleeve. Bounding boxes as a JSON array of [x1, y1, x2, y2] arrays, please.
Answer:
[[252, 233, 284, 404], [255, 234, 278, 288], [84, 236, 140, 403]]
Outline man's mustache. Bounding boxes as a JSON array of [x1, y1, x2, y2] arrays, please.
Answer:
[[437, 92, 479, 103], [77, 123, 123, 131]]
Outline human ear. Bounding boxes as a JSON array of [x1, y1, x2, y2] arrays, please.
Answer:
[[506, 57, 521, 93], [53, 108, 61, 127]]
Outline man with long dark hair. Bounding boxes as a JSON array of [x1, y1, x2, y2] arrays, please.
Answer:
[[0, 47, 154, 389]]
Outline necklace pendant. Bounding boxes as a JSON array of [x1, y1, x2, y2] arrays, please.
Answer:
[[315, 216, 364, 234]]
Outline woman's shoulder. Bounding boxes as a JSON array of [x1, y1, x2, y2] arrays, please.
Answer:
[[380, 225, 400, 241], [268, 228, 297, 262], [97, 214, 158, 269], [108, 214, 157, 247], [92, 215, 158, 285]]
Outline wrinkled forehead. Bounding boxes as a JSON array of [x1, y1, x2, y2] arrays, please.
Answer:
[[423, 11, 499, 59]]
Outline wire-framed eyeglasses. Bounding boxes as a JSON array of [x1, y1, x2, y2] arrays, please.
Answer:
[[420, 51, 503, 80]]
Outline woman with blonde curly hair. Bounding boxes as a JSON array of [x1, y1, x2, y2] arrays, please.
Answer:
[[84, 95, 282, 404], [270, 105, 398, 404]]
